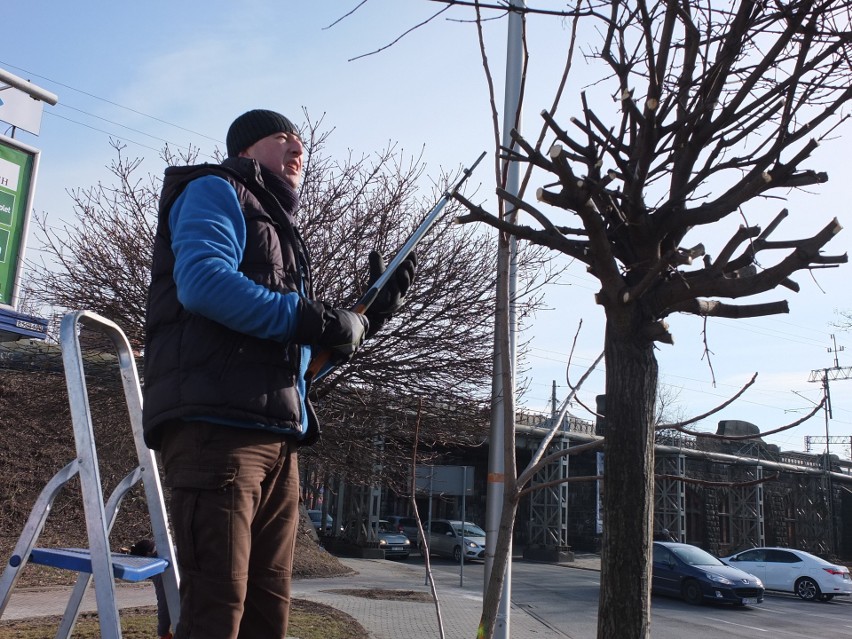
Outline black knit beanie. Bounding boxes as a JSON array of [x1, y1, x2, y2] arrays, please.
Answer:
[[226, 109, 298, 157]]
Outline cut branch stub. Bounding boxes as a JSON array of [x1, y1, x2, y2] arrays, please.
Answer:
[[536, 186, 570, 208]]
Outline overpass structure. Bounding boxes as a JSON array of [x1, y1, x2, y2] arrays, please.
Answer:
[[303, 408, 852, 560], [515, 411, 852, 558]]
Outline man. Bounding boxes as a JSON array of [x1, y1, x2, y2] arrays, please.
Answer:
[[142, 109, 415, 638]]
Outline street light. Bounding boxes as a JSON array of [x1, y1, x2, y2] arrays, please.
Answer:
[[0, 68, 58, 105]]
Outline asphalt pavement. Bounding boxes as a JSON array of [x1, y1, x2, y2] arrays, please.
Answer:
[[1, 553, 603, 639]]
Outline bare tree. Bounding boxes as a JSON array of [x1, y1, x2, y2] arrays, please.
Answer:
[[653, 381, 691, 443], [25, 140, 177, 347], [444, 2, 851, 638], [22, 114, 556, 491], [832, 309, 852, 331]]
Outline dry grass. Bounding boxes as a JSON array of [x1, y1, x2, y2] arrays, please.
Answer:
[[0, 367, 363, 637], [0, 599, 368, 639]]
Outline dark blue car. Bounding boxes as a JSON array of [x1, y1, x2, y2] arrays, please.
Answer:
[[652, 542, 764, 606]]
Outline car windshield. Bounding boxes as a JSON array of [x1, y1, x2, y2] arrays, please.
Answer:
[[453, 523, 486, 537], [671, 545, 724, 567]]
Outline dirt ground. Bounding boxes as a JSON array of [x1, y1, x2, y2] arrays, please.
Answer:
[[0, 367, 352, 586], [0, 599, 369, 639], [0, 366, 369, 638]]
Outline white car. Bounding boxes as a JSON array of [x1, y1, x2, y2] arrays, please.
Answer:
[[721, 547, 852, 601], [423, 519, 486, 563]]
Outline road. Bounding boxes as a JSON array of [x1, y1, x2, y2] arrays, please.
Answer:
[[422, 557, 852, 638]]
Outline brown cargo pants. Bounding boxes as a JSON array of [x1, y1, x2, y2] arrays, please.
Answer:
[[160, 420, 299, 639]]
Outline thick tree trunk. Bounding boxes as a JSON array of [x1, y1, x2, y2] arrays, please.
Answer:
[[597, 316, 658, 639]]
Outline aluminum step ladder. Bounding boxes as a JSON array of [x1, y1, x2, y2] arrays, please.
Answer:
[[0, 310, 180, 638]]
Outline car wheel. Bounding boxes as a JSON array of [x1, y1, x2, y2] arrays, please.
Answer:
[[453, 545, 462, 563], [795, 577, 821, 601], [681, 579, 704, 605]]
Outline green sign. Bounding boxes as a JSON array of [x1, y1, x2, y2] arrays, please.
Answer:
[[0, 136, 38, 308]]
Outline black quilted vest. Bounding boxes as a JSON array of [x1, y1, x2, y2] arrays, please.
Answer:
[[142, 157, 318, 449]]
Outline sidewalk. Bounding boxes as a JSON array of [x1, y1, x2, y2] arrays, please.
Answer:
[[2, 554, 601, 638]]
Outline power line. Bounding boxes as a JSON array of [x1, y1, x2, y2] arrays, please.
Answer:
[[0, 59, 222, 144], [45, 111, 219, 163], [522, 337, 852, 430], [45, 112, 162, 154], [58, 103, 197, 153], [1, 60, 225, 170]]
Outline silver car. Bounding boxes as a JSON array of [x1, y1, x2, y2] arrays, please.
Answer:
[[384, 515, 421, 542], [377, 520, 411, 560], [423, 519, 486, 563]]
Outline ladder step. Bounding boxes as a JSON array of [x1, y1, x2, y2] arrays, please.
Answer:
[[29, 548, 169, 582]]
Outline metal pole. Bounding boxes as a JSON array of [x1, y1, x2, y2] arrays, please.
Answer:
[[823, 371, 836, 556], [460, 467, 467, 588], [425, 471, 434, 587], [484, 2, 524, 637]]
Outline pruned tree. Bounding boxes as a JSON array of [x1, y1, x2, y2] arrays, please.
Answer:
[[653, 381, 691, 443], [442, 1, 851, 638], [22, 113, 557, 494]]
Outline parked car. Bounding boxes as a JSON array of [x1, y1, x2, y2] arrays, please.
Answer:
[[652, 541, 764, 606], [307, 509, 334, 534], [720, 546, 852, 601], [377, 520, 411, 560], [384, 515, 421, 542], [422, 519, 486, 563]]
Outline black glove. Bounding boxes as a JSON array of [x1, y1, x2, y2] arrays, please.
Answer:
[[293, 299, 369, 364], [364, 250, 417, 337]]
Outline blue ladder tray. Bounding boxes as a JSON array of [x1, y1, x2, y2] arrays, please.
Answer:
[[28, 547, 168, 582]]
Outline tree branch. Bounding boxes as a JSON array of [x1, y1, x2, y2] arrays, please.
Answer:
[[656, 373, 758, 430], [454, 192, 592, 262], [666, 397, 825, 441]]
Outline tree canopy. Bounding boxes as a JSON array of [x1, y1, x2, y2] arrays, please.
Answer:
[[23, 114, 555, 489], [440, 1, 851, 638]]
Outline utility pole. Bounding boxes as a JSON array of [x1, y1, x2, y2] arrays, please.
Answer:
[[806, 335, 852, 557], [551, 380, 558, 417], [485, 2, 524, 638]]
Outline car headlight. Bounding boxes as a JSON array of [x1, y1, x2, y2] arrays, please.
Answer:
[[404, 539, 411, 546], [379, 539, 387, 546], [466, 541, 478, 549], [706, 573, 732, 585]]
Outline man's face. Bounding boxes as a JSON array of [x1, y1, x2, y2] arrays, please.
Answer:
[[241, 132, 304, 189]]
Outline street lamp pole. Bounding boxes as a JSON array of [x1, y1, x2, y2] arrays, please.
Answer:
[[484, 2, 525, 638]]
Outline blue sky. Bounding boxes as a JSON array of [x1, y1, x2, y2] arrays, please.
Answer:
[[3, 1, 852, 455]]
